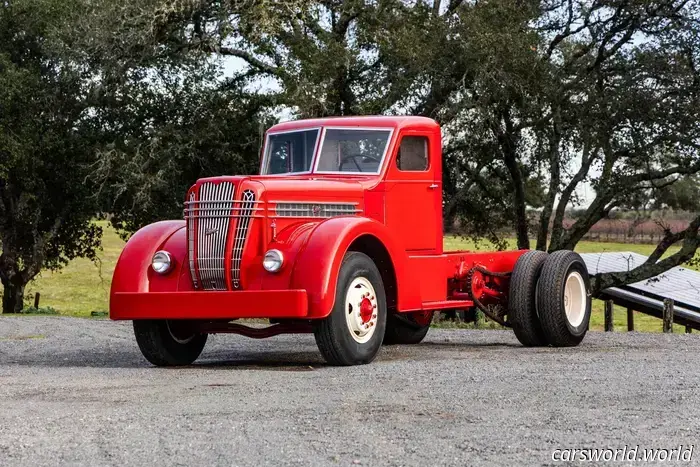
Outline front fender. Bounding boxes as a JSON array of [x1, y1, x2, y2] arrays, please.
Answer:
[[110, 221, 186, 310], [289, 217, 422, 318]]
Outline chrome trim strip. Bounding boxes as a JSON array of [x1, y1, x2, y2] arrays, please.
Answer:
[[267, 200, 360, 205], [187, 191, 198, 289], [275, 202, 361, 218], [231, 190, 255, 289], [184, 200, 264, 205]]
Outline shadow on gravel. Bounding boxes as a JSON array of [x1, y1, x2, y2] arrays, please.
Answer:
[[2, 348, 328, 370], [198, 351, 326, 370], [1, 349, 148, 368], [3, 337, 537, 369]]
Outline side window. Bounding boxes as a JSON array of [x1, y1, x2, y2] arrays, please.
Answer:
[[396, 136, 429, 171]]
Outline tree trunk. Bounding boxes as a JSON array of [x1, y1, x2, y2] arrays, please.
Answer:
[[1, 279, 25, 314], [496, 108, 530, 250]]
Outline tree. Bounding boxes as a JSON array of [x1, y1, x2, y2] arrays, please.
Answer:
[[0, 0, 102, 313], [75, 0, 280, 233], [94, 77, 274, 235]]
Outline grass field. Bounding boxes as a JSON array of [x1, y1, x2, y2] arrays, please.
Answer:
[[17, 221, 698, 333]]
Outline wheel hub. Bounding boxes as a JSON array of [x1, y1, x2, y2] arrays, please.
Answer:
[[345, 277, 378, 343], [360, 298, 374, 324], [564, 271, 586, 327]]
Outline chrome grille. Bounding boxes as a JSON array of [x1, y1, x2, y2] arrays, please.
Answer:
[[187, 191, 198, 289], [275, 202, 360, 218], [190, 181, 234, 290], [231, 190, 255, 289]]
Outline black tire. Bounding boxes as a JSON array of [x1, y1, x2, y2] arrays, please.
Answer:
[[508, 250, 549, 347], [383, 311, 432, 345], [537, 250, 592, 347], [133, 320, 208, 366], [314, 251, 387, 365]]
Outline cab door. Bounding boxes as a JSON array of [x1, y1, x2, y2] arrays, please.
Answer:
[[384, 130, 442, 253]]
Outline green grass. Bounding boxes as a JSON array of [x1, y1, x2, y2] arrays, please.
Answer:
[[24, 220, 123, 317], [17, 222, 697, 333]]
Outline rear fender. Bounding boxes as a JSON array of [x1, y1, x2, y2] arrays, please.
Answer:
[[289, 217, 422, 318], [110, 221, 187, 303]]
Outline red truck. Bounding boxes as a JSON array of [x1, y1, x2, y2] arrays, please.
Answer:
[[110, 116, 592, 366]]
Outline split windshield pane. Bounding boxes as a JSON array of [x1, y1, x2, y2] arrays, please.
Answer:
[[263, 129, 319, 174], [316, 129, 391, 173]]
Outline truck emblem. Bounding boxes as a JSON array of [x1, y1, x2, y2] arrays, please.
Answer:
[[312, 205, 322, 216], [204, 227, 219, 236]]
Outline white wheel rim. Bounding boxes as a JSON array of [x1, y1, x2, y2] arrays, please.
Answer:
[[344, 277, 378, 344], [564, 271, 586, 328], [166, 321, 194, 344]]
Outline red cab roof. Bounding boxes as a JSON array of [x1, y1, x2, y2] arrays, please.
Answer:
[[267, 115, 439, 133]]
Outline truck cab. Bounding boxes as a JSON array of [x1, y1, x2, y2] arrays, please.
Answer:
[[111, 116, 593, 367]]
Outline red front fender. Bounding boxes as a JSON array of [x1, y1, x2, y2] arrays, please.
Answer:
[[289, 217, 422, 318], [110, 221, 186, 314]]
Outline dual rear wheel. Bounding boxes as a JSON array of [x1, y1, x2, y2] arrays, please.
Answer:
[[508, 250, 591, 347]]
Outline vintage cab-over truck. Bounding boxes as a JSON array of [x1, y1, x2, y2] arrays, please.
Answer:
[[110, 116, 592, 366]]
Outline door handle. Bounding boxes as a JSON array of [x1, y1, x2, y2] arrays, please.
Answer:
[[428, 184, 439, 189]]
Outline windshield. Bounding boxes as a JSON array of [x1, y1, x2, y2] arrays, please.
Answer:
[[315, 128, 391, 173], [262, 129, 319, 174]]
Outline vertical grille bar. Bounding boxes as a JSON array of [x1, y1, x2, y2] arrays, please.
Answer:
[[231, 190, 255, 289], [187, 191, 198, 289]]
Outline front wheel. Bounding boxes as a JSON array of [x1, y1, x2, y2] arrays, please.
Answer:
[[133, 320, 208, 366], [314, 251, 387, 365]]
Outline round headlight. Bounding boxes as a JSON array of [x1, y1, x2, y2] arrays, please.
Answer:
[[152, 250, 173, 274], [263, 249, 284, 273]]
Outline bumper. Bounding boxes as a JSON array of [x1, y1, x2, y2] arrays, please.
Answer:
[[110, 290, 308, 320]]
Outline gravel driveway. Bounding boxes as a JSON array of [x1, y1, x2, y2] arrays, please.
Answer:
[[1, 317, 698, 466]]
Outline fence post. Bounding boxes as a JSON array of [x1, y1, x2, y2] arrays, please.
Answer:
[[34, 292, 41, 309], [627, 308, 634, 332], [663, 299, 674, 333], [605, 300, 614, 332]]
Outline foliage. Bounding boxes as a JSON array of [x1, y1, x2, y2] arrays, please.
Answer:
[[93, 76, 273, 236], [72, 0, 280, 236], [0, 0, 103, 313]]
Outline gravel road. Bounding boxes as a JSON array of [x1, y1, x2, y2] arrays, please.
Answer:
[[1, 317, 699, 466]]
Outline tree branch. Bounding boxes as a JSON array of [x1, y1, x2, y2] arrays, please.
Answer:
[[592, 215, 700, 295], [218, 47, 281, 76]]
